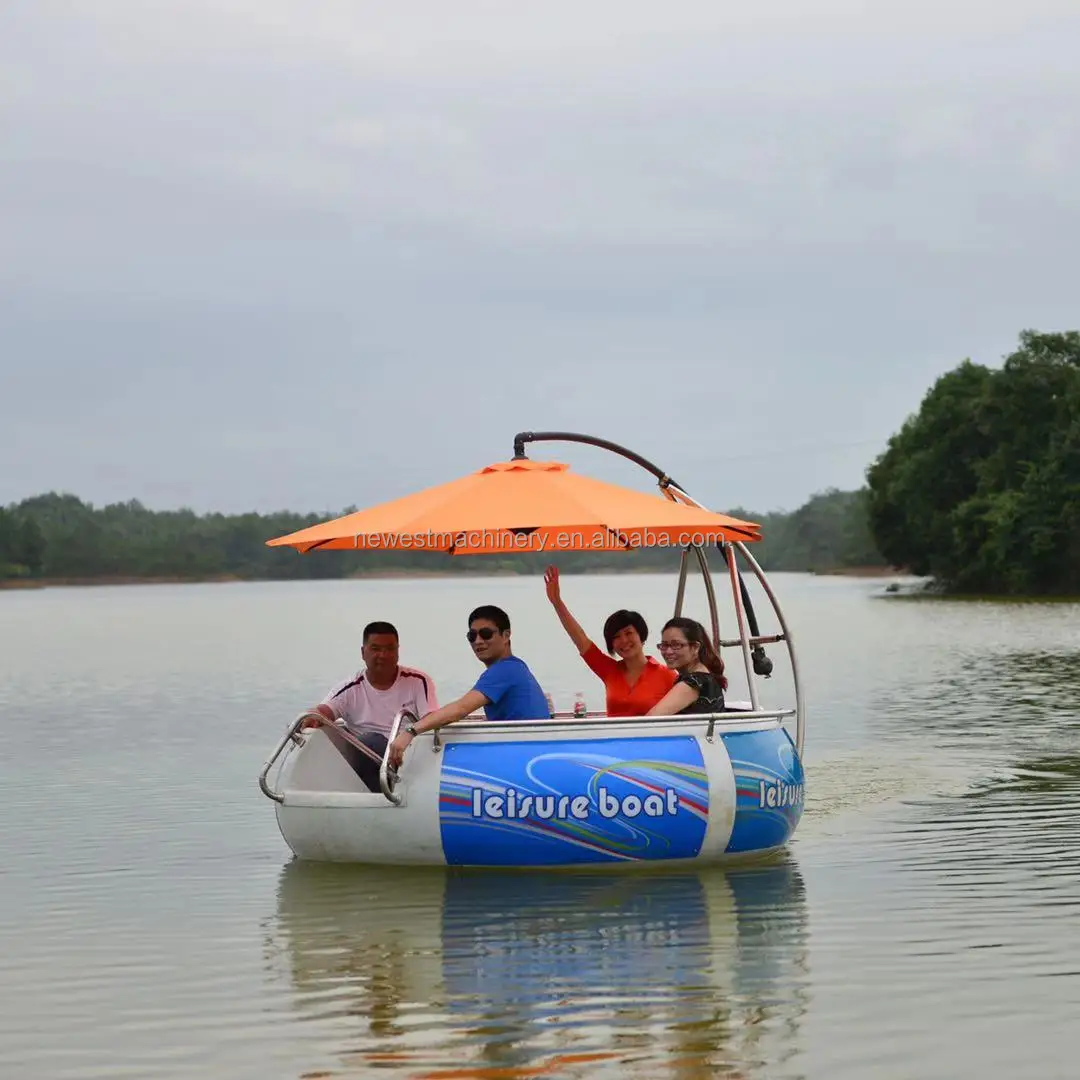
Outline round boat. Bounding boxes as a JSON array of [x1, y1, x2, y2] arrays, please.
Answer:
[[259, 430, 806, 869]]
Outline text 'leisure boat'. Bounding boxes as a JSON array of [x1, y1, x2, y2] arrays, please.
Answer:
[[258, 430, 806, 869]]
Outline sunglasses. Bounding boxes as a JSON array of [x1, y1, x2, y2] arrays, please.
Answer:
[[466, 627, 501, 643]]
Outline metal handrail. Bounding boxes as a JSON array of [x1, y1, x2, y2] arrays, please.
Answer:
[[259, 711, 317, 803], [380, 707, 420, 806], [259, 710, 390, 803], [434, 707, 794, 734]]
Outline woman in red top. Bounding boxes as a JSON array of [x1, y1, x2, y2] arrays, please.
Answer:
[[544, 565, 677, 717]]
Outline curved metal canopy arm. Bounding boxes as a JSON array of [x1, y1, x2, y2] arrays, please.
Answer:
[[512, 430, 684, 492]]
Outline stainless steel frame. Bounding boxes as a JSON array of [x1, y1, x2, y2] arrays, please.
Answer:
[[662, 478, 802, 750], [259, 710, 398, 804], [735, 540, 805, 756]]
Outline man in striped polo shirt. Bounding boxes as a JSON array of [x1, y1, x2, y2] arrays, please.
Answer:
[[307, 620, 437, 791]]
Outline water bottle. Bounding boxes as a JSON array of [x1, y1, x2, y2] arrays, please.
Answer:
[[573, 692, 587, 719], [545, 692, 555, 718]]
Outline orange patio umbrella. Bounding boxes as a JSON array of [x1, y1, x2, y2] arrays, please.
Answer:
[[266, 457, 761, 555]]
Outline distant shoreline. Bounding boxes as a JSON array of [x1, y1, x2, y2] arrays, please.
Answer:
[[0, 565, 905, 590], [0, 570, 538, 589], [0, 569, 646, 588], [812, 565, 904, 578], [0, 573, 246, 590]]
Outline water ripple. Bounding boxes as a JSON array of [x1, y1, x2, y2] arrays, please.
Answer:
[[3, 578, 1080, 1078]]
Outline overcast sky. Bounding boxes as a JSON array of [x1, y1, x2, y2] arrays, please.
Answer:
[[3, 1, 1078, 516]]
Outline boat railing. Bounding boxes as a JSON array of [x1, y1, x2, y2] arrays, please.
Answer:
[[259, 710, 391, 805], [262, 705, 797, 806], [440, 707, 795, 742], [379, 708, 417, 806]]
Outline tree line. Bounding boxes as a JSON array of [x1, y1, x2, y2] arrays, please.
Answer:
[[0, 487, 884, 584], [866, 330, 1080, 596]]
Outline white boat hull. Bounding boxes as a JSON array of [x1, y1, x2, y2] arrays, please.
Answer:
[[270, 714, 804, 868]]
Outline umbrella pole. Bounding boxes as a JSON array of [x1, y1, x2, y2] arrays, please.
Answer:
[[674, 547, 689, 617]]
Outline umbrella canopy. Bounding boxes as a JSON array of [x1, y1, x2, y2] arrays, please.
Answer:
[[266, 458, 761, 556]]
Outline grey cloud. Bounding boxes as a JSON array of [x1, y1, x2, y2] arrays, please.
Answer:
[[3, 1, 1078, 517]]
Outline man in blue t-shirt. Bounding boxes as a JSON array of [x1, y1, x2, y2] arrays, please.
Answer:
[[387, 604, 549, 769]]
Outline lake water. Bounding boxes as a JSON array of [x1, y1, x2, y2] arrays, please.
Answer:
[[2, 572, 1078, 1079]]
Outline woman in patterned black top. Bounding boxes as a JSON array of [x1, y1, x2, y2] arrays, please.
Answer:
[[647, 617, 727, 716]]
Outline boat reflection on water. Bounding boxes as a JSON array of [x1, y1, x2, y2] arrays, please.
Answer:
[[269, 856, 810, 1078]]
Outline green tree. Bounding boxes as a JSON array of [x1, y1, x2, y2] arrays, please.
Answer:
[[0, 508, 46, 578], [866, 330, 1080, 595], [16, 517, 46, 575]]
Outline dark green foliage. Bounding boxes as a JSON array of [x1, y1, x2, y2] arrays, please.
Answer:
[[2, 484, 884, 582], [3, 493, 353, 581], [0, 507, 46, 578], [741, 489, 884, 573], [866, 330, 1080, 595]]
